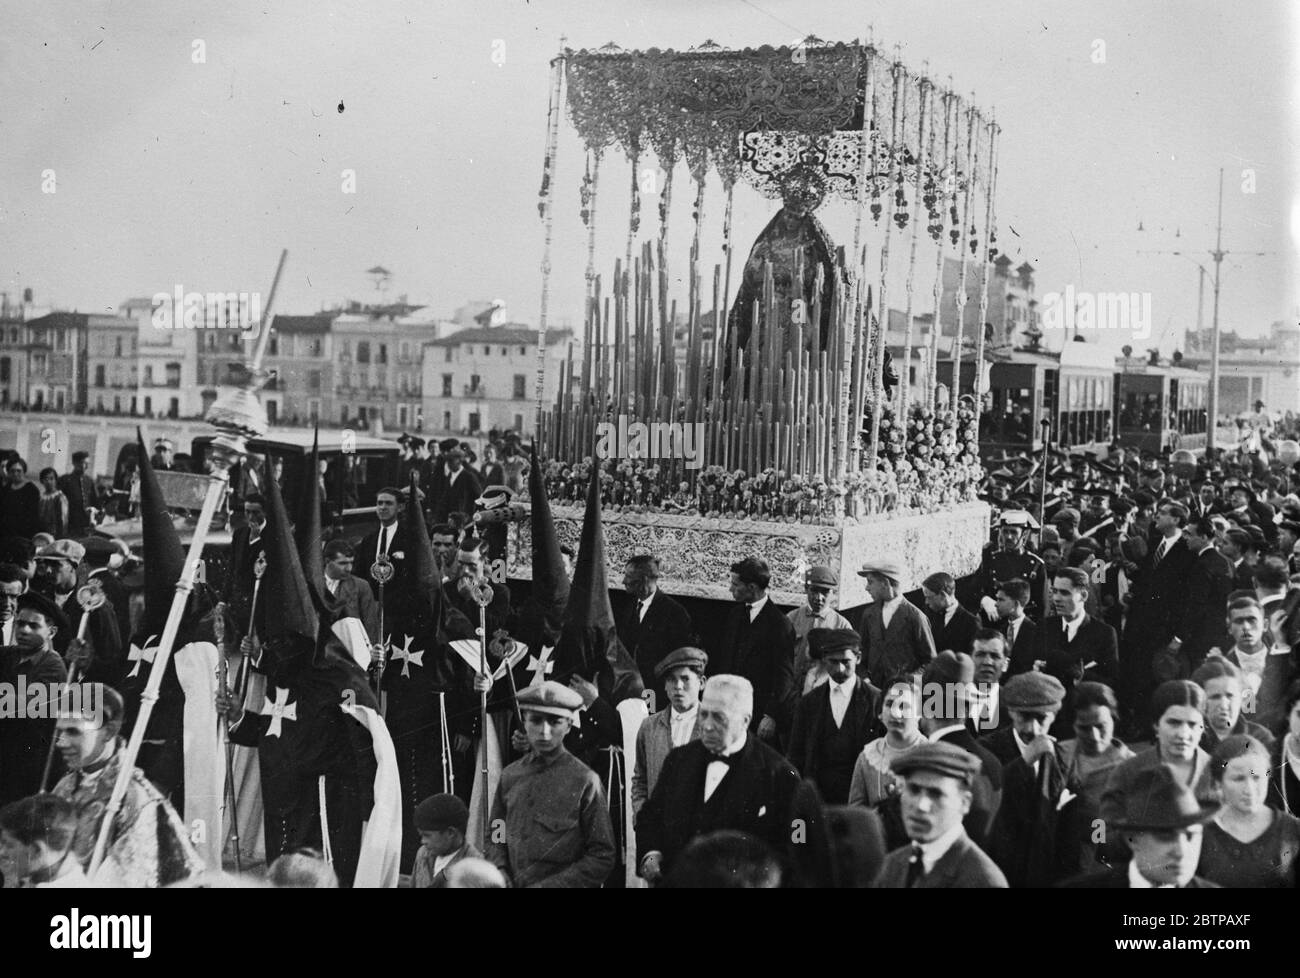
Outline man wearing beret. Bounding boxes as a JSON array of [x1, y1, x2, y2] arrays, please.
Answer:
[[787, 629, 883, 804], [1060, 765, 1220, 888], [870, 741, 1008, 888], [856, 557, 936, 690], [0, 591, 70, 804], [787, 565, 855, 695], [410, 793, 482, 888], [485, 680, 615, 887], [638, 674, 801, 886], [631, 646, 706, 815], [33, 539, 123, 687], [713, 557, 797, 746]]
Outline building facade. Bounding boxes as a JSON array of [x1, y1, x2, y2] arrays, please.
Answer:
[[421, 324, 576, 436], [1184, 320, 1300, 417]]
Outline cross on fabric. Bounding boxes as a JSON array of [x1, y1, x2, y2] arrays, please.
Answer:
[[127, 635, 160, 679], [526, 646, 555, 688], [390, 634, 424, 678], [260, 687, 298, 738]]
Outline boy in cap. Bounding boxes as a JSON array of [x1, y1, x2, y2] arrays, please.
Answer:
[[787, 629, 883, 804], [410, 793, 482, 888], [0, 793, 86, 887], [856, 557, 936, 690], [870, 741, 1007, 888], [631, 646, 707, 814], [1061, 765, 1219, 888], [34, 539, 123, 683], [485, 680, 615, 887], [787, 565, 855, 695]]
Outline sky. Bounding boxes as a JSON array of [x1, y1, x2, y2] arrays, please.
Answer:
[[2, 0, 1296, 357]]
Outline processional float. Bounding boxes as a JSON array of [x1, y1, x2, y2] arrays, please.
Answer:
[[519, 38, 1000, 606]]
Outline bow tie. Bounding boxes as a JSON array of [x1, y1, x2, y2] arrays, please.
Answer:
[[707, 751, 737, 767]]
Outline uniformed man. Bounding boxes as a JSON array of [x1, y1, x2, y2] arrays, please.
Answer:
[[787, 565, 855, 694], [52, 683, 206, 886], [484, 680, 615, 888], [150, 438, 176, 472], [980, 511, 1045, 622], [33, 539, 123, 685]]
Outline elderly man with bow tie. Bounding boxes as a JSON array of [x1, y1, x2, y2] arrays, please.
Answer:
[[636, 674, 801, 886]]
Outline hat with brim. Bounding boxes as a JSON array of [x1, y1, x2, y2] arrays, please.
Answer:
[[890, 741, 979, 785], [516, 679, 583, 718], [1112, 765, 1219, 832], [857, 557, 906, 584]]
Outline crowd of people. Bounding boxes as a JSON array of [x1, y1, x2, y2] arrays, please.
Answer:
[[1, 413, 1299, 889]]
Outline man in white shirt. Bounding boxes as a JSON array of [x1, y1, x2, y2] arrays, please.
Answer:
[[631, 646, 706, 813], [870, 741, 1007, 887], [0, 793, 88, 888]]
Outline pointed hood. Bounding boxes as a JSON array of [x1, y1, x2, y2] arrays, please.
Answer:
[[404, 469, 455, 641], [135, 429, 186, 640], [295, 428, 330, 616], [555, 459, 644, 704], [529, 444, 570, 634], [260, 453, 319, 669]]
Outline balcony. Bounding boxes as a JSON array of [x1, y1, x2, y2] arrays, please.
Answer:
[[463, 384, 487, 398]]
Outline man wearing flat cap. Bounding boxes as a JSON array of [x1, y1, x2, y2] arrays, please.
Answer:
[[410, 793, 482, 888], [982, 673, 1078, 886], [713, 557, 797, 746], [1061, 764, 1219, 888], [0, 590, 70, 803], [870, 741, 1008, 888], [787, 629, 883, 804], [485, 680, 615, 887], [631, 646, 707, 814], [787, 565, 855, 695], [856, 557, 936, 690], [150, 438, 175, 472], [33, 539, 123, 686]]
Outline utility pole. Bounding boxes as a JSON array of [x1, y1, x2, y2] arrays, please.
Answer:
[[1137, 167, 1270, 453]]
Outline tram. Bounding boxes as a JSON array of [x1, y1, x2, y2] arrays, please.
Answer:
[[1112, 359, 1209, 454]]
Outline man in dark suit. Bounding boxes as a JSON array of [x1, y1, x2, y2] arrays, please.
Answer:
[[1180, 517, 1233, 669], [857, 557, 936, 689], [916, 651, 1003, 848], [921, 572, 979, 656], [58, 451, 97, 536], [637, 673, 801, 885], [1039, 567, 1119, 737], [320, 538, 380, 640], [617, 555, 695, 709], [712, 557, 796, 746], [431, 447, 483, 524], [33, 540, 122, 688], [993, 578, 1039, 676], [870, 741, 1007, 888], [1122, 501, 1194, 726], [1216, 527, 1257, 596], [967, 628, 1013, 736], [1060, 764, 1219, 888], [224, 493, 268, 647], [787, 629, 883, 804], [356, 487, 417, 623]]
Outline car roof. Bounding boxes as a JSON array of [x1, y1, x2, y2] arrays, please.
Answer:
[[193, 431, 399, 454]]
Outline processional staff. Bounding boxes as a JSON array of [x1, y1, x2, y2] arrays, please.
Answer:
[[40, 580, 106, 793], [370, 551, 394, 715], [470, 580, 494, 846], [212, 600, 242, 873]]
